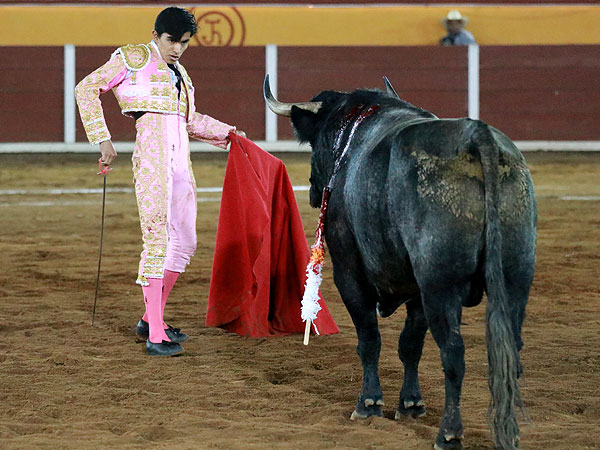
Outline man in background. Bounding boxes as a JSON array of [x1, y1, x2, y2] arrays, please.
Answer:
[[440, 10, 476, 46]]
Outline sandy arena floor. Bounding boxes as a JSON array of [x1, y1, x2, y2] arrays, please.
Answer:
[[0, 151, 598, 449]]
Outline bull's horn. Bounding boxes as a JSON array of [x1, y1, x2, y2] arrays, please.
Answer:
[[383, 76, 400, 99], [263, 75, 322, 117]]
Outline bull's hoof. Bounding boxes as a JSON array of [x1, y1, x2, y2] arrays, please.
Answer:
[[395, 400, 426, 419], [350, 409, 367, 420], [433, 435, 463, 450], [433, 440, 463, 450], [350, 406, 383, 420], [350, 396, 384, 420]]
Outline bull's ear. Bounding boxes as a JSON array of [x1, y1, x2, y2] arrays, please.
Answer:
[[291, 105, 319, 144]]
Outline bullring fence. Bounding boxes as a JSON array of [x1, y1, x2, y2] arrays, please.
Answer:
[[1, 4, 599, 152]]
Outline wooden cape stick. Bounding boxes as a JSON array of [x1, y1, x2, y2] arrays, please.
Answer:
[[303, 320, 311, 345]]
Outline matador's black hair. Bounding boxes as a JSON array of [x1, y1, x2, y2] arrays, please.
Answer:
[[154, 7, 198, 41]]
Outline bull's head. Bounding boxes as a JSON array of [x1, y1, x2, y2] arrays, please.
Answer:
[[263, 75, 401, 207], [263, 75, 399, 117], [264, 75, 340, 206]]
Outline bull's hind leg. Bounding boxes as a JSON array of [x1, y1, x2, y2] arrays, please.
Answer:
[[396, 298, 428, 419], [422, 286, 467, 450]]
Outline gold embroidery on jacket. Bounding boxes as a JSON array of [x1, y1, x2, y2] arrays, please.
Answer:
[[133, 114, 169, 284], [119, 44, 151, 71], [75, 54, 126, 144], [150, 74, 170, 84], [151, 87, 171, 98]]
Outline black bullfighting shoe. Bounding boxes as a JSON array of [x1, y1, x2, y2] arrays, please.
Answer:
[[146, 339, 184, 356], [136, 319, 189, 343]]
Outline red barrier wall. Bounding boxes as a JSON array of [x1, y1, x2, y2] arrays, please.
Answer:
[[183, 47, 266, 141], [0, 47, 63, 142], [1, 45, 599, 143], [480, 46, 600, 140], [278, 46, 467, 139]]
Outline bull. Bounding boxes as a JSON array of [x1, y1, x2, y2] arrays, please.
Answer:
[[264, 75, 537, 450]]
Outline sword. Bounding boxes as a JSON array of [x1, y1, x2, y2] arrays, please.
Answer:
[[92, 158, 111, 326]]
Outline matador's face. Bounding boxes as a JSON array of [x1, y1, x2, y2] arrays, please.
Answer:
[[152, 31, 192, 65]]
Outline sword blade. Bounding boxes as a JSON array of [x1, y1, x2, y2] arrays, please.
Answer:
[[92, 174, 107, 326]]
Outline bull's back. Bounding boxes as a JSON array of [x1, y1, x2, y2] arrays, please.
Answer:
[[392, 118, 534, 231], [344, 118, 535, 289]]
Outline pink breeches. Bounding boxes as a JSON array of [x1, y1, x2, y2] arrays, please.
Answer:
[[133, 113, 197, 285]]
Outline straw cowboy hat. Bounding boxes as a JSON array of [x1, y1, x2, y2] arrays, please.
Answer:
[[442, 10, 468, 26]]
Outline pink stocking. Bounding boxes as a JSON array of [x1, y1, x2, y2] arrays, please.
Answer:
[[142, 278, 170, 343], [161, 269, 180, 329], [141, 270, 180, 328]]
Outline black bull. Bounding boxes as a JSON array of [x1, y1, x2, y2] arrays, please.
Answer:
[[264, 77, 537, 450]]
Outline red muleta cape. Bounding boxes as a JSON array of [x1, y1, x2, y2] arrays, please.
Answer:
[[206, 133, 339, 337]]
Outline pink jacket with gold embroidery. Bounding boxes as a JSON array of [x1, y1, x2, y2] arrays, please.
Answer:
[[75, 42, 234, 147]]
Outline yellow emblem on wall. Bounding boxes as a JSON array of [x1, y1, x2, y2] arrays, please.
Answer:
[[119, 44, 151, 71]]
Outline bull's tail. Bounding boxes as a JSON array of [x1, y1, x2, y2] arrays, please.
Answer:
[[473, 122, 522, 450]]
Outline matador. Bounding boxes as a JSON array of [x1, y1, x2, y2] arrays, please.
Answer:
[[75, 7, 244, 356]]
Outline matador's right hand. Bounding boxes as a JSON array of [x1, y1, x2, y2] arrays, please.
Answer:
[[99, 140, 118, 170]]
